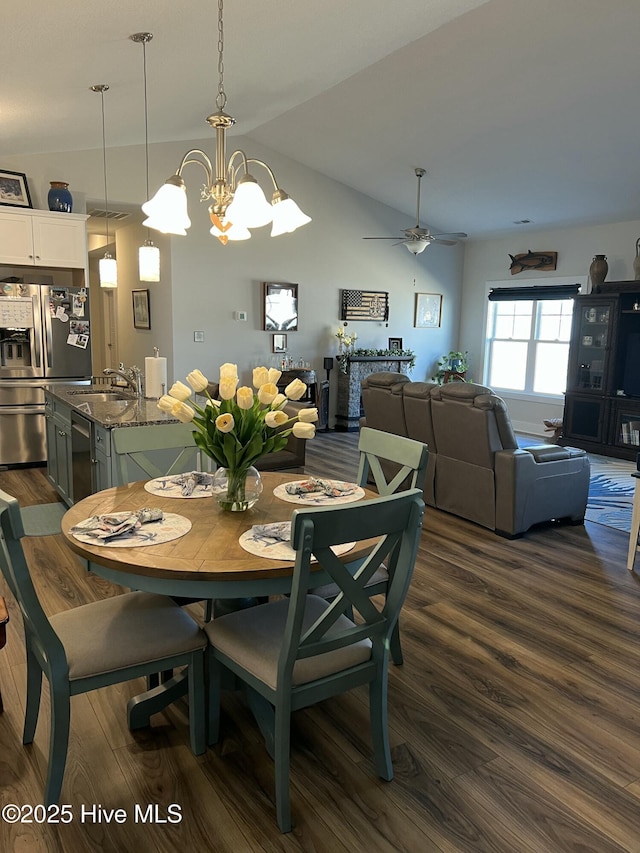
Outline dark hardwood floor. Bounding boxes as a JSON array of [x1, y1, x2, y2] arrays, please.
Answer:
[[1, 433, 640, 851]]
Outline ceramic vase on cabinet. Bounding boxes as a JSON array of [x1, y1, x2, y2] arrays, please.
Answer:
[[589, 254, 608, 292], [47, 181, 73, 213]]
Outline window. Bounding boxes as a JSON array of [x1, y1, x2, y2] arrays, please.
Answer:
[[485, 297, 574, 395]]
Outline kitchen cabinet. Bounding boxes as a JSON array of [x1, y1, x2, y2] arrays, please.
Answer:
[[45, 397, 73, 502], [0, 208, 88, 268], [562, 283, 640, 459]]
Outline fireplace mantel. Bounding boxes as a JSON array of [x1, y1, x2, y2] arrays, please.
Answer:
[[335, 356, 413, 430]]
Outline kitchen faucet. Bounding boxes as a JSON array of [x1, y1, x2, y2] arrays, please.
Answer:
[[103, 364, 143, 398]]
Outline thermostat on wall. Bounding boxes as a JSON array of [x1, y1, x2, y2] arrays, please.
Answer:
[[234, 310, 248, 321]]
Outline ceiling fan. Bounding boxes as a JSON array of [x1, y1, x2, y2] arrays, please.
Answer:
[[363, 167, 467, 254]]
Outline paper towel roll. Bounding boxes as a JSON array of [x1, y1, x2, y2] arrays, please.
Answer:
[[145, 356, 167, 399]]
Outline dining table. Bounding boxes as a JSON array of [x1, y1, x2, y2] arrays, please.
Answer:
[[60, 471, 377, 734]]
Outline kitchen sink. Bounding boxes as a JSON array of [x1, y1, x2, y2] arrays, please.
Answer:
[[68, 390, 134, 402]]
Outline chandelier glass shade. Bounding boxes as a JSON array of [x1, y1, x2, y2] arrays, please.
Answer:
[[141, 0, 310, 245]]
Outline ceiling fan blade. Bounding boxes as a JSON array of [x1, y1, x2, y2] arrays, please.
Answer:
[[362, 236, 404, 240], [431, 238, 457, 246], [432, 232, 467, 239]]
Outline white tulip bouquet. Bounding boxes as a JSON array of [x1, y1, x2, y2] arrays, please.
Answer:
[[157, 363, 317, 508]]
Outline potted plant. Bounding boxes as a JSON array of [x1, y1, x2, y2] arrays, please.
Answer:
[[432, 351, 469, 384]]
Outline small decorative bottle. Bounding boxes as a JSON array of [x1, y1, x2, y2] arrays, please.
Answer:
[[47, 181, 73, 213], [589, 254, 608, 292]]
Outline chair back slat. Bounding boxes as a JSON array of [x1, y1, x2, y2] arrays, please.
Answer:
[[357, 427, 428, 495], [277, 490, 424, 685], [111, 423, 201, 484]]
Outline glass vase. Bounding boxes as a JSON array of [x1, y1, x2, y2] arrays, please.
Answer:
[[212, 466, 263, 512]]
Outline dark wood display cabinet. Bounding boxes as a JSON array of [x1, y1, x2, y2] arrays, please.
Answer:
[[562, 282, 640, 458]]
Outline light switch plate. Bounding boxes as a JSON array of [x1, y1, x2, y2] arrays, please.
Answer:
[[194, 331, 205, 342]]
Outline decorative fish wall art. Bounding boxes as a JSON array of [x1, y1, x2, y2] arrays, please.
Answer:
[[509, 250, 558, 275]]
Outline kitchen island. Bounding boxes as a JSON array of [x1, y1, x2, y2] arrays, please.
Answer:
[[44, 383, 308, 506], [44, 384, 195, 505]]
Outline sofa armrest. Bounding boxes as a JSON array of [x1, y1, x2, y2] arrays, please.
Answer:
[[521, 444, 586, 463], [494, 448, 590, 536]]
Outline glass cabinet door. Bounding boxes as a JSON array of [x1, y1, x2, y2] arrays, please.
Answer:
[[570, 301, 612, 392]]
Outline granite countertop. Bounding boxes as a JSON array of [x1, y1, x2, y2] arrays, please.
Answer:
[[45, 383, 180, 429]]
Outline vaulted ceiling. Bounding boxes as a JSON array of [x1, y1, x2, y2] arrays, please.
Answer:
[[4, 0, 639, 237]]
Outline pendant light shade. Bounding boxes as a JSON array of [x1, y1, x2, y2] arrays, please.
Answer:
[[91, 84, 117, 289], [139, 240, 160, 281], [99, 252, 118, 288], [131, 32, 160, 281]]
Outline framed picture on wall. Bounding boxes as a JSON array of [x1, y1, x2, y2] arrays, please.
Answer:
[[272, 334, 288, 353], [263, 282, 298, 331], [388, 337, 403, 350], [132, 289, 151, 330], [414, 293, 442, 328], [0, 169, 32, 208]]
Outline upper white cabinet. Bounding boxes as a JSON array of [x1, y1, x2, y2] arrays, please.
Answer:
[[0, 207, 88, 268]]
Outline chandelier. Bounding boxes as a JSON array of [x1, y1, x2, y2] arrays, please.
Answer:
[[141, 0, 311, 245]]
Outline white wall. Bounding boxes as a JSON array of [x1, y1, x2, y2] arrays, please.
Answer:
[[459, 218, 640, 434], [3, 138, 463, 418]]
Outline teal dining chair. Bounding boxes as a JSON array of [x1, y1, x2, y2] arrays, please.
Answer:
[[111, 422, 202, 485], [0, 488, 207, 806], [206, 489, 425, 832], [311, 426, 429, 665]]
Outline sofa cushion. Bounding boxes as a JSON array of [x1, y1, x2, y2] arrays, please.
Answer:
[[361, 373, 411, 436]]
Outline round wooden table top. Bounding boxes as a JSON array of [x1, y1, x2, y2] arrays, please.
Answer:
[[61, 472, 378, 594]]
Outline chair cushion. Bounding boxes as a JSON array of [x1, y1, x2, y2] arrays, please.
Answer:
[[50, 592, 206, 681], [205, 595, 372, 691], [310, 565, 389, 600]]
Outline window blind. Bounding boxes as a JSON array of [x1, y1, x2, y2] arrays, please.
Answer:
[[488, 284, 581, 302]]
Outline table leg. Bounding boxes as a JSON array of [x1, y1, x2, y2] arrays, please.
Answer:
[[627, 479, 640, 572]]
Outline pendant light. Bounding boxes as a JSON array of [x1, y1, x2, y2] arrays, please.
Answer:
[[131, 32, 160, 281], [91, 84, 117, 289]]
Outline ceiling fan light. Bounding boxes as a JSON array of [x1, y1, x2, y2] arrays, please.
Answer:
[[270, 193, 312, 236], [226, 175, 273, 228], [142, 177, 191, 235], [405, 241, 428, 255]]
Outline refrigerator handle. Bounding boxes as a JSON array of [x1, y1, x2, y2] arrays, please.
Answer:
[[44, 304, 54, 371], [32, 293, 43, 369]]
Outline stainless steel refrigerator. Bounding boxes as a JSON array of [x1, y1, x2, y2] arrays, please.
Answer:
[[0, 278, 92, 465]]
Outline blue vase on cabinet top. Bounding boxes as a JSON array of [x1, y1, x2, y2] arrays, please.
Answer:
[[47, 181, 73, 213]]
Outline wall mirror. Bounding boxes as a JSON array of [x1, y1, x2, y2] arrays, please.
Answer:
[[263, 282, 298, 331]]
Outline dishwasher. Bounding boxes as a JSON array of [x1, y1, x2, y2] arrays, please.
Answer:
[[70, 411, 94, 502]]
